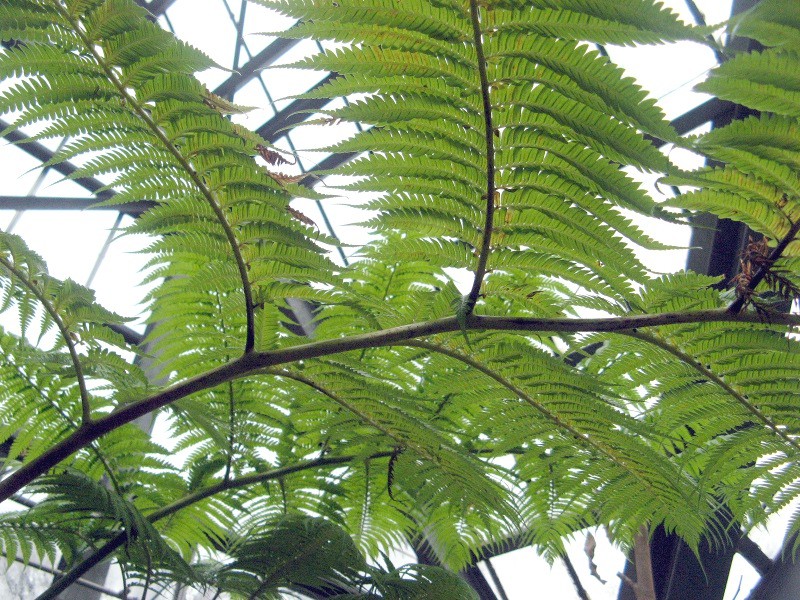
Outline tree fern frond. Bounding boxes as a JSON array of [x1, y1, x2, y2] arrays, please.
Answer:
[[729, 0, 800, 51], [296, 73, 480, 113], [492, 0, 703, 43], [0, 42, 102, 79], [488, 3, 703, 47], [263, 0, 683, 319], [486, 30, 676, 141], [664, 189, 792, 240], [274, 366, 515, 524], [1, 0, 333, 359], [252, 0, 472, 41], [0, 513, 81, 568], [696, 48, 800, 118], [0, 74, 118, 115], [266, 21, 474, 64]]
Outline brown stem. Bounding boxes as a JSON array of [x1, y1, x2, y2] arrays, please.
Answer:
[[2, 308, 799, 503], [18, 555, 129, 599], [618, 525, 657, 600], [465, 0, 496, 314], [562, 553, 591, 600]]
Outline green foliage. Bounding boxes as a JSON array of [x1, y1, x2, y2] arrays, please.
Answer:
[[193, 515, 478, 599], [1, 0, 800, 598]]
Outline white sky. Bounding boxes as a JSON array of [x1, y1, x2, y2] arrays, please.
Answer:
[[0, 1, 787, 598]]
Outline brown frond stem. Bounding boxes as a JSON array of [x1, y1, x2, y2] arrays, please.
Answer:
[[465, 0, 496, 314], [2, 308, 800, 504], [563, 553, 591, 600], [618, 525, 657, 600]]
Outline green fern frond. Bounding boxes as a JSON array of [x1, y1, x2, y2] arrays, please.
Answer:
[[487, 3, 703, 47], [254, 0, 472, 40], [486, 30, 676, 142], [729, 0, 800, 51], [697, 49, 800, 118], [0, 513, 81, 568], [263, 0, 689, 320], [1, 0, 332, 361]]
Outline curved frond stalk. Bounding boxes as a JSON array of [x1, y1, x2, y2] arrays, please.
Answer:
[[465, 0, 496, 314], [47, 1, 257, 352], [2, 307, 800, 504]]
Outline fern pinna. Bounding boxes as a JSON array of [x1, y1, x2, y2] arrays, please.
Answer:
[[1, 0, 800, 598]]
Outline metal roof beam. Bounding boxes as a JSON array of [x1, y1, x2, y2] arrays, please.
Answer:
[[256, 73, 338, 142], [645, 98, 736, 148], [746, 534, 800, 599], [0, 195, 148, 214], [142, 0, 178, 16], [737, 536, 773, 577], [0, 119, 111, 200], [214, 35, 303, 99]]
